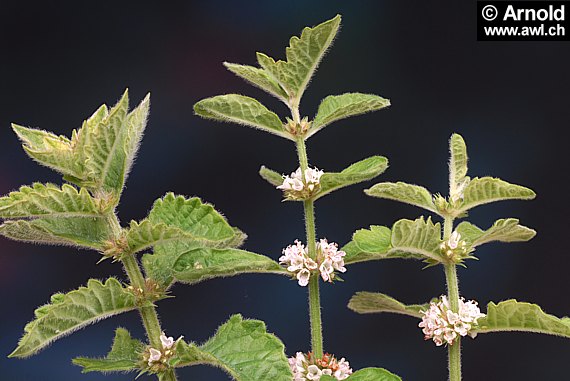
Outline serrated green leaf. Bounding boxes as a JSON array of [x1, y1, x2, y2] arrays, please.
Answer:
[[455, 218, 536, 248], [9, 278, 137, 358], [308, 93, 390, 138], [256, 15, 341, 101], [141, 194, 246, 286], [316, 156, 388, 200], [344, 225, 391, 264], [172, 247, 286, 285], [169, 314, 292, 381], [448, 133, 469, 196], [476, 300, 570, 337], [12, 91, 149, 199], [365, 182, 436, 213], [321, 367, 402, 381], [348, 292, 426, 318], [12, 124, 82, 179], [390, 217, 442, 262], [0, 216, 110, 249], [0, 183, 109, 249], [224, 62, 289, 102], [148, 193, 244, 245], [259, 166, 284, 187], [82, 90, 130, 195], [124, 93, 150, 181], [73, 328, 144, 373], [126, 219, 242, 255], [457, 177, 535, 214], [0, 183, 102, 219], [194, 94, 289, 139]]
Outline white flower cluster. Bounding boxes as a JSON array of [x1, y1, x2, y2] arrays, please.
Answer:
[[279, 240, 317, 286], [146, 332, 182, 368], [317, 239, 346, 283], [289, 352, 352, 381], [277, 167, 324, 199], [419, 296, 485, 346], [279, 239, 346, 286]]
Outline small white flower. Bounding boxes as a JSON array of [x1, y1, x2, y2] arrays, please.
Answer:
[[297, 269, 311, 287], [316, 239, 346, 283], [148, 347, 162, 366], [419, 295, 485, 346], [160, 332, 175, 349], [306, 365, 322, 380], [277, 167, 324, 199], [448, 231, 461, 250]]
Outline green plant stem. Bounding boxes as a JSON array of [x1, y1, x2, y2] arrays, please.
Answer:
[[296, 135, 324, 358], [106, 213, 177, 380], [443, 216, 460, 381]]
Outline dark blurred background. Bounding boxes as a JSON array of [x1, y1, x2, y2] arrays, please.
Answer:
[[1, 1, 569, 380]]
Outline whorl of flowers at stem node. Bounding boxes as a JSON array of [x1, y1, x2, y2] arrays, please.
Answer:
[[439, 231, 472, 263], [289, 351, 353, 380], [285, 116, 311, 137], [143, 332, 183, 373], [277, 167, 323, 200], [279, 239, 346, 286], [418, 295, 485, 346]]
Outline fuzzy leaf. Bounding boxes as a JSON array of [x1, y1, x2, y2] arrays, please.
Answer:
[[169, 315, 292, 381], [82, 90, 131, 195], [194, 94, 289, 139], [148, 193, 244, 245], [0, 217, 110, 249], [344, 225, 391, 264], [389, 217, 442, 262], [308, 93, 390, 138], [224, 62, 289, 102], [0, 183, 109, 248], [458, 177, 535, 214], [456, 218, 536, 247], [123, 93, 150, 182], [12, 124, 82, 179], [0, 183, 102, 219], [316, 156, 388, 200], [256, 15, 341, 101], [172, 247, 286, 285], [141, 194, 246, 286], [448, 133, 469, 195], [365, 182, 436, 213], [12, 91, 149, 199], [476, 300, 570, 338], [9, 278, 137, 358], [321, 367, 402, 381], [126, 219, 242, 255], [73, 328, 144, 373], [259, 166, 284, 187], [348, 292, 426, 318]]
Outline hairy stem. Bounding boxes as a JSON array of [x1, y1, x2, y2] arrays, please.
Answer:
[[296, 131, 324, 357], [106, 213, 177, 380], [443, 216, 460, 381]]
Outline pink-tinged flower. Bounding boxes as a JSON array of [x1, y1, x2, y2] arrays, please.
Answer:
[[277, 167, 324, 200], [160, 332, 175, 349], [419, 295, 485, 346], [147, 347, 162, 366], [288, 352, 353, 380], [280, 239, 347, 287], [297, 269, 311, 287], [316, 239, 346, 283]]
